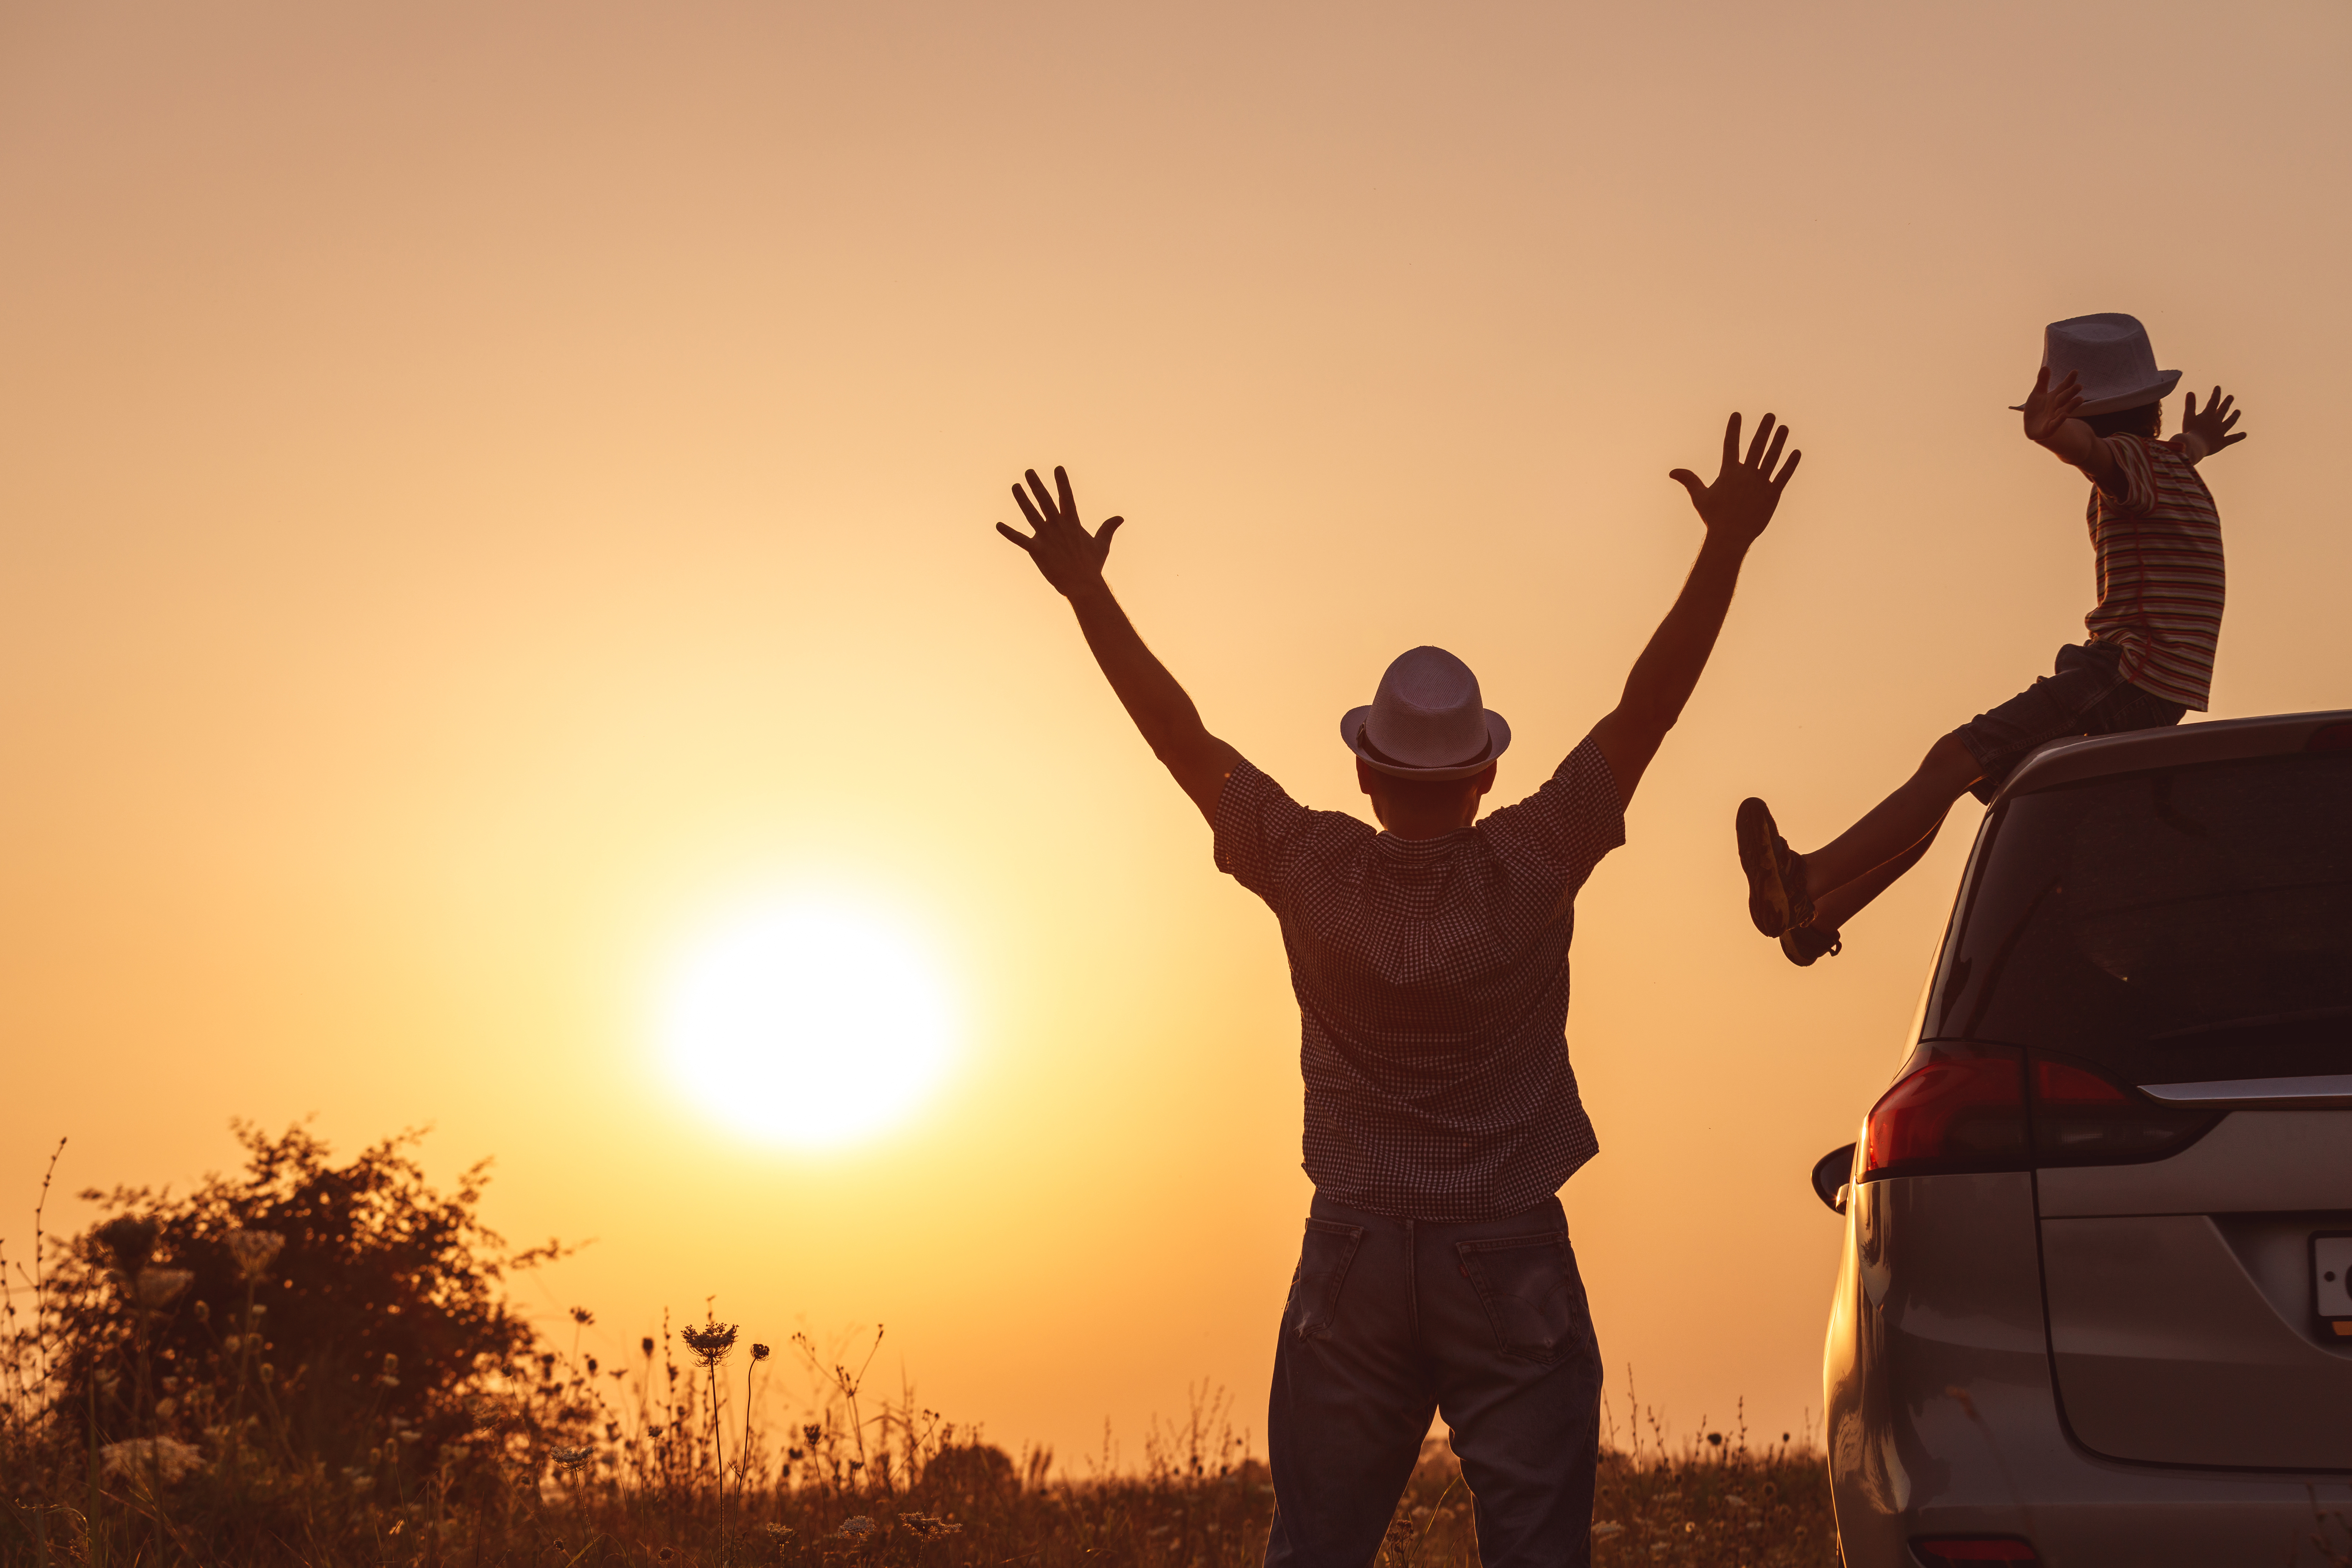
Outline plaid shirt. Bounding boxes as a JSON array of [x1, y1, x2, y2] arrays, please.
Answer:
[[1213, 734, 1625, 1220]]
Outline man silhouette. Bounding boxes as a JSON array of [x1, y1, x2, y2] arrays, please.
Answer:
[[997, 413, 1799, 1568]]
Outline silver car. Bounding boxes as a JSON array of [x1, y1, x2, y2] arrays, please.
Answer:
[[1813, 708, 2352, 1567]]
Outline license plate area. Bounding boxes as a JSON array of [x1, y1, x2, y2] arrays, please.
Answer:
[[2315, 1232, 2352, 1334]]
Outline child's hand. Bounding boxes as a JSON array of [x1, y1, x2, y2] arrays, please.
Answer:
[[1668, 411, 1800, 550], [2179, 386, 2247, 461], [2019, 365, 2086, 447]]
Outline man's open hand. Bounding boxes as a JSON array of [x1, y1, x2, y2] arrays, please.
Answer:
[[1669, 412, 1801, 549], [2180, 386, 2248, 460], [997, 466, 1123, 600], [2018, 365, 2087, 447]]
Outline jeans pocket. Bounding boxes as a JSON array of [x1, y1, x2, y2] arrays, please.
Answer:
[[1456, 1230, 1582, 1365], [1286, 1218, 1365, 1341]]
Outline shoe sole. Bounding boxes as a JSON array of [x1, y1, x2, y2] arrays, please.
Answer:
[[1736, 797, 1795, 938], [1780, 928, 1840, 968]]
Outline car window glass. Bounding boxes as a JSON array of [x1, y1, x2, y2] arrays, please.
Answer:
[[1924, 753, 2352, 1082]]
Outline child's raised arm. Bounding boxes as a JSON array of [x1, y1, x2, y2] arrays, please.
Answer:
[[2176, 386, 2249, 463], [2018, 366, 2127, 496]]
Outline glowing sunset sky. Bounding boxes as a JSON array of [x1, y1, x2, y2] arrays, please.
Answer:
[[4, 0, 2347, 1462]]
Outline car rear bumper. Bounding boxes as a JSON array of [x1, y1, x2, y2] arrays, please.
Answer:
[[1826, 1169, 2352, 1567]]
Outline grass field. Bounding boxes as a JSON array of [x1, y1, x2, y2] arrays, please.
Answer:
[[2, 1128, 1838, 1566]]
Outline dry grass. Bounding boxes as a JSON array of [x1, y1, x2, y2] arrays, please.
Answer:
[[2, 1129, 1840, 1566]]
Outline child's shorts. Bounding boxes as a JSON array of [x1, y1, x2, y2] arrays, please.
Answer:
[[1954, 641, 2187, 804]]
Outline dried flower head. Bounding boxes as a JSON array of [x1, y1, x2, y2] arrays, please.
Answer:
[[99, 1436, 204, 1483], [751, 1342, 772, 1362], [258, 1363, 276, 1384], [899, 1514, 961, 1541], [552, 1445, 593, 1469], [96, 1217, 159, 1279], [641, 1336, 656, 1357], [226, 1230, 286, 1283], [837, 1517, 876, 1539], [570, 1306, 594, 1325], [764, 1524, 795, 1541], [678, 1320, 739, 1368], [135, 1268, 194, 1309]]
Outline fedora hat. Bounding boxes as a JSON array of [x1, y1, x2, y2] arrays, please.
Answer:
[[1340, 646, 1511, 782], [2011, 312, 2181, 417]]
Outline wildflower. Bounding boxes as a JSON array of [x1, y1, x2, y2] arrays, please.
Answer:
[[1706, 1431, 1723, 1446], [97, 1216, 159, 1278], [192, 1301, 210, 1323], [99, 1436, 204, 1483], [641, 1336, 656, 1357], [679, 1320, 739, 1368], [586, 1355, 599, 1374], [136, 1267, 194, 1309], [570, 1306, 595, 1325], [838, 1517, 876, 1538], [751, 1342, 772, 1362], [764, 1524, 795, 1540], [804, 1423, 823, 1446], [788, 1447, 805, 1461], [226, 1229, 286, 1283], [552, 1445, 593, 1469], [899, 1514, 961, 1541]]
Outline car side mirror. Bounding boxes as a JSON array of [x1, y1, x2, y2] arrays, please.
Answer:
[[1812, 1143, 1856, 1214]]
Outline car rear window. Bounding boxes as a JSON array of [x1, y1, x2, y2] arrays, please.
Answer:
[[1922, 751, 2352, 1083]]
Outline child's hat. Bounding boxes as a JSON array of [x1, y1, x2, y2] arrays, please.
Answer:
[[2012, 313, 2181, 416]]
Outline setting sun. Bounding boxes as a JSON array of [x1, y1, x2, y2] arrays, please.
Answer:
[[656, 897, 956, 1148]]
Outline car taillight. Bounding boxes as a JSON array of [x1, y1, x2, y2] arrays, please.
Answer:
[[2031, 1054, 2219, 1166], [1911, 1538, 2039, 1565], [1860, 1043, 2027, 1181]]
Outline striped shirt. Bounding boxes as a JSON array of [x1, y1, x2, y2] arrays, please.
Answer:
[[1212, 734, 1625, 1221], [2083, 434, 2225, 711]]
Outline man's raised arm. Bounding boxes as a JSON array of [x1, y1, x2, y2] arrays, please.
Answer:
[[997, 466, 1240, 823], [1589, 412, 1800, 806]]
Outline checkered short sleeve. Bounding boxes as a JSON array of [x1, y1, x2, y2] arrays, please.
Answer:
[[1475, 733, 1627, 899], [1212, 758, 1356, 903]]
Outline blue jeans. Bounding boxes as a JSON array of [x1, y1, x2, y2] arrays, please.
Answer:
[[1265, 1194, 1602, 1568]]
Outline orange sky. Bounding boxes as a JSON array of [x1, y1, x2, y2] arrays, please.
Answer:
[[5, 0, 2349, 1466]]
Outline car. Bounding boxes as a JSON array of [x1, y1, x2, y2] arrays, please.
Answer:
[[1811, 708, 2352, 1568]]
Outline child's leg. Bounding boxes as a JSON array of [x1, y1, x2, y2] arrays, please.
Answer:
[[1809, 814, 1947, 933], [1800, 733, 1981, 903]]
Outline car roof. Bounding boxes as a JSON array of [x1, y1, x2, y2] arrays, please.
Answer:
[[1990, 708, 2352, 806]]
